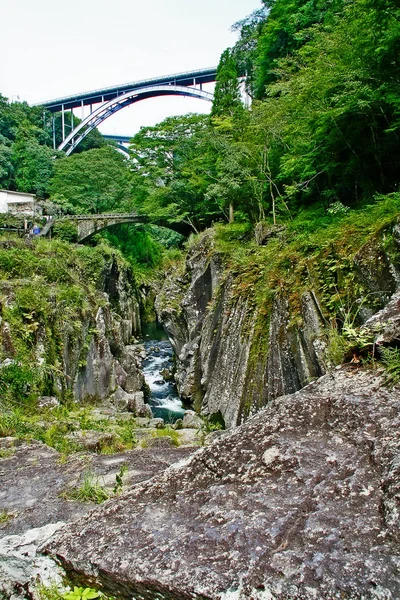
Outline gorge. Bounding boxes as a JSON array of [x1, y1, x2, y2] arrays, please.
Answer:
[[1, 0, 400, 597]]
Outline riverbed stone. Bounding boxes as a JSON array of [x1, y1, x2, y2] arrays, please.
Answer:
[[44, 367, 400, 599], [0, 522, 66, 600], [108, 385, 134, 411], [137, 404, 153, 418], [149, 418, 164, 429], [65, 430, 116, 452], [126, 390, 146, 415], [37, 396, 59, 409], [182, 409, 203, 429]]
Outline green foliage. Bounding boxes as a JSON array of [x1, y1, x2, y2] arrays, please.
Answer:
[[0, 362, 40, 405], [112, 463, 128, 495], [63, 587, 100, 600], [62, 469, 110, 504], [200, 412, 225, 433], [0, 95, 57, 196], [50, 146, 132, 214], [0, 509, 14, 524], [129, 114, 220, 231], [144, 426, 181, 447], [380, 346, 400, 387], [98, 224, 162, 272], [0, 237, 132, 406], [211, 49, 243, 118], [12, 137, 55, 197], [52, 220, 78, 242], [37, 582, 110, 600], [35, 582, 64, 600], [209, 193, 400, 372], [254, 0, 343, 97]]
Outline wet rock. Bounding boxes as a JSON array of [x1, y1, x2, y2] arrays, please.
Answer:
[[182, 410, 203, 429], [44, 368, 400, 600], [159, 368, 173, 381]]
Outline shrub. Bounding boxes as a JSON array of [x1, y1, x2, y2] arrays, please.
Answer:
[[380, 346, 400, 387]]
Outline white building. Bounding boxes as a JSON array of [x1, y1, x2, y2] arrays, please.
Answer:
[[0, 190, 36, 215]]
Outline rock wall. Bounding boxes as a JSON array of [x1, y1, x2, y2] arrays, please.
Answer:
[[156, 226, 400, 428], [72, 257, 144, 403], [0, 251, 144, 405]]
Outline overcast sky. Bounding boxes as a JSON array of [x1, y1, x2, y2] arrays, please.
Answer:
[[1, 0, 261, 136]]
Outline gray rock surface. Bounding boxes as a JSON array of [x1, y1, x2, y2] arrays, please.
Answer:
[[363, 289, 400, 345], [0, 441, 195, 538], [182, 410, 203, 429], [0, 522, 65, 600], [44, 368, 400, 599], [65, 430, 116, 452]]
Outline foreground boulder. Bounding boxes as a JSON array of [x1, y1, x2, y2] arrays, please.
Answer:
[[44, 368, 400, 599]]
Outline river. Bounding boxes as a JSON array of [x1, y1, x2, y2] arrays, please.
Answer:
[[141, 322, 185, 423]]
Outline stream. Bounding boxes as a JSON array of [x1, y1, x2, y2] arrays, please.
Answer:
[[141, 322, 185, 422]]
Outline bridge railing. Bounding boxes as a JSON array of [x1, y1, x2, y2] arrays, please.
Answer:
[[61, 213, 141, 220]]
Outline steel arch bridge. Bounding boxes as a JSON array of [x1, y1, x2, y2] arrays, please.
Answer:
[[36, 67, 217, 155]]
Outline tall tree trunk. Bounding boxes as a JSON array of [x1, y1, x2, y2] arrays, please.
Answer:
[[229, 202, 234, 223]]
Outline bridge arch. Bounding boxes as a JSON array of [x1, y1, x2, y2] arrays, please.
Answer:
[[43, 214, 192, 242], [58, 85, 214, 155]]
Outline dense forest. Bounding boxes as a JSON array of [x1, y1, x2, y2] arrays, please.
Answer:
[[0, 0, 399, 260]]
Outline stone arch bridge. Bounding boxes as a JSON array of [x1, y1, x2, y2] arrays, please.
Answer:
[[42, 213, 190, 242]]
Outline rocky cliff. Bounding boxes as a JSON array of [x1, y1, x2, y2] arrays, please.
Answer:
[[156, 215, 400, 429], [0, 239, 144, 405]]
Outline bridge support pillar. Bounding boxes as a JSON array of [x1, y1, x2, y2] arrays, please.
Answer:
[[61, 104, 65, 141], [52, 116, 56, 149]]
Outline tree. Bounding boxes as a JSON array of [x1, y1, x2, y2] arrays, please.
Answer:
[[243, 0, 345, 99], [211, 49, 243, 118], [0, 135, 13, 189], [231, 8, 268, 98], [129, 114, 220, 231], [12, 136, 55, 197], [50, 146, 132, 213]]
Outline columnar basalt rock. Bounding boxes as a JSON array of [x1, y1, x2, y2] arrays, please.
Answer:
[[156, 227, 400, 428]]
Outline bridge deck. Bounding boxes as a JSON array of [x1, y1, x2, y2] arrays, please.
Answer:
[[36, 67, 217, 112]]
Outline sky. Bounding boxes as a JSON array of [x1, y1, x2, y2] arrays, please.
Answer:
[[1, 0, 261, 137]]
